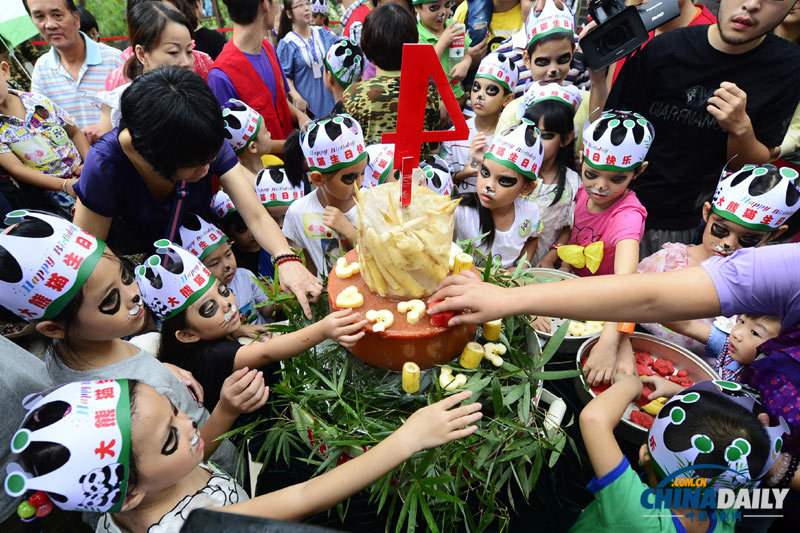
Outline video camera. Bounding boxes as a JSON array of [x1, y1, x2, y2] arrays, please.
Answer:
[[579, 0, 680, 71]]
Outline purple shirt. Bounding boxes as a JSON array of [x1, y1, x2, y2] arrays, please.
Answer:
[[75, 129, 238, 254], [701, 244, 800, 332], [208, 48, 290, 107]]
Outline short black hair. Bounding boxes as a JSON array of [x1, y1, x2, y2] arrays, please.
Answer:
[[526, 31, 574, 59], [120, 66, 225, 180], [360, 3, 417, 71], [222, 0, 268, 24], [77, 6, 98, 33], [23, 0, 78, 15]]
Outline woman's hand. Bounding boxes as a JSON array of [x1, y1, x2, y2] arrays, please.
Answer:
[[321, 309, 366, 348], [428, 270, 511, 326], [162, 363, 205, 407], [291, 91, 309, 114], [277, 260, 323, 319], [397, 390, 482, 454]]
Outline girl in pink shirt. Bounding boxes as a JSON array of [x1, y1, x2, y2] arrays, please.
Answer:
[[557, 110, 653, 385]]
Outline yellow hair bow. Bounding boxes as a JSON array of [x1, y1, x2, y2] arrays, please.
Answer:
[[557, 241, 604, 274]]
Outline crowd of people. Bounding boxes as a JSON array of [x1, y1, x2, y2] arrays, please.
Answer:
[[1, 0, 800, 530]]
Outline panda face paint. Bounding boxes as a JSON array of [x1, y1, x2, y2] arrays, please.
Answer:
[[471, 78, 509, 117], [73, 255, 148, 341], [580, 166, 640, 211], [130, 385, 205, 494], [183, 279, 241, 340]]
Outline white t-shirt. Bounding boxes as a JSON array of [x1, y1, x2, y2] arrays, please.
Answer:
[[454, 195, 543, 269], [441, 117, 493, 195], [229, 267, 268, 325], [282, 189, 358, 276], [531, 167, 581, 264], [97, 462, 248, 532]]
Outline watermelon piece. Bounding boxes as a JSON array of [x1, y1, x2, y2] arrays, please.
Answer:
[[636, 387, 654, 407], [590, 382, 611, 395], [636, 361, 655, 376], [630, 410, 654, 429], [634, 350, 654, 367], [428, 299, 455, 327], [668, 375, 694, 387], [677, 369, 688, 378], [652, 359, 674, 377]]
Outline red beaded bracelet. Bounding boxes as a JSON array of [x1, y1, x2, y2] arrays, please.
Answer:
[[276, 256, 302, 267], [549, 243, 562, 251]]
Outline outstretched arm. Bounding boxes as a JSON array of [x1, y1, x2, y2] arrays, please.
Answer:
[[428, 267, 721, 326], [221, 391, 482, 521]]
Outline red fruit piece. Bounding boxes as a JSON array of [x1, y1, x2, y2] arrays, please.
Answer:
[[636, 362, 654, 376], [652, 359, 674, 377], [630, 410, 654, 429], [429, 299, 455, 328], [634, 350, 654, 367], [636, 387, 654, 407], [590, 382, 611, 395], [677, 369, 688, 378], [28, 491, 48, 507]]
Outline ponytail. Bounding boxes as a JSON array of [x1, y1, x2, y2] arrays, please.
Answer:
[[282, 130, 307, 188], [277, 0, 295, 41]]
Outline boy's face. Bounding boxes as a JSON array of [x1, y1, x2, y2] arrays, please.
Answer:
[[202, 240, 238, 286], [416, 1, 452, 32], [312, 13, 326, 26], [728, 315, 780, 365], [316, 159, 367, 202], [227, 217, 260, 252], [27, 0, 81, 51], [250, 123, 273, 157], [471, 78, 514, 117], [524, 38, 574, 84], [580, 164, 642, 209], [716, 0, 799, 46], [476, 158, 535, 210], [701, 205, 772, 257]]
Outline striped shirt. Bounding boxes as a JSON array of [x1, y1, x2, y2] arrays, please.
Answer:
[[30, 32, 124, 129]]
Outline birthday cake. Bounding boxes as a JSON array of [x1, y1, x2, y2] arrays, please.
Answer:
[[327, 180, 477, 370]]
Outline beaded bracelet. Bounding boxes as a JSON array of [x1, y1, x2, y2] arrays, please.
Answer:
[[275, 256, 302, 267], [765, 452, 790, 486], [273, 253, 301, 264], [776, 455, 799, 489]]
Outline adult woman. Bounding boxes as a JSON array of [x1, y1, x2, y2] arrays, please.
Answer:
[[73, 67, 321, 317], [105, 0, 214, 90], [96, 2, 196, 135], [341, 3, 440, 157]]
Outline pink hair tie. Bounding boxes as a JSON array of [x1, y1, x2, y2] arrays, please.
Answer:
[[191, 39, 196, 50]]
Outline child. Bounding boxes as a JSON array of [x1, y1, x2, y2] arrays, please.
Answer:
[[443, 52, 518, 194], [571, 377, 787, 531], [521, 82, 582, 266], [0, 61, 89, 219], [311, 0, 330, 28], [638, 164, 799, 353], [221, 99, 277, 175], [277, 0, 340, 119], [494, 0, 576, 136], [4, 379, 481, 531], [414, 0, 473, 105], [178, 213, 272, 326], [362, 144, 454, 195], [282, 113, 366, 276], [0, 210, 250, 476], [139, 240, 366, 411], [664, 315, 781, 382], [323, 38, 366, 115], [562, 111, 653, 385], [453, 120, 545, 270]]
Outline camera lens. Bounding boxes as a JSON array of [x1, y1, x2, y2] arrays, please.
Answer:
[[597, 21, 633, 54]]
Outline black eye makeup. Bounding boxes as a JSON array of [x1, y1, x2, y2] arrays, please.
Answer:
[[217, 283, 231, 297], [161, 403, 180, 456], [199, 300, 219, 318], [557, 54, 572, 65], [340, 173, 358, 185], [498, 176, 519, 188], [540, 131, 557, 141], [485, 85, 500, 97], [99, 290, 121, 315], [709, 222, 762, 248], [534, 57, 550, 67], [120, 264, 134, 286], [480, 166, 491, 178]]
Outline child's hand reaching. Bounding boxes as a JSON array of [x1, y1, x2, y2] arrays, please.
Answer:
[[531, 315, 552, 333], [583, 337, 619, 386], [640, 375, 686, 400], [235, 323, 273, 341], [613, 336, 635, 377], [321, 309, 367, 348], [396, 390, 482, 454], [322, 206, 349, 235], [469, 133, 488, 166], [218, 367, 270, 415]]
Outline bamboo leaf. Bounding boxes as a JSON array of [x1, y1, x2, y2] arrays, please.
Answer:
[[539, 320, 570, 367], [491, 377, 503, 416], [530, 369, 582, 380], [503, 382, 527, 406], [406, 488, 418, 533], [419, 485, 464, 504], [417, 490, 440, 533]]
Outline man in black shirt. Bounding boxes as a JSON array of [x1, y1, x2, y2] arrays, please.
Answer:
[[590, 0, 800, 257]]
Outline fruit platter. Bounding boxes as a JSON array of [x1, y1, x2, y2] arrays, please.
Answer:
[[575, 332, 718, 442]]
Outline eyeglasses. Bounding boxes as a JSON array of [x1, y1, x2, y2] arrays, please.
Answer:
[[708, 222, 764, 248], [427, 2, 453, 12]]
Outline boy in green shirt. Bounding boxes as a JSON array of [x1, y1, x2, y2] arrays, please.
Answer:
[[414, 0, 472, 104]]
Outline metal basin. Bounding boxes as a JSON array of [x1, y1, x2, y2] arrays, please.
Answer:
[[575, 333, 718, 443]]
